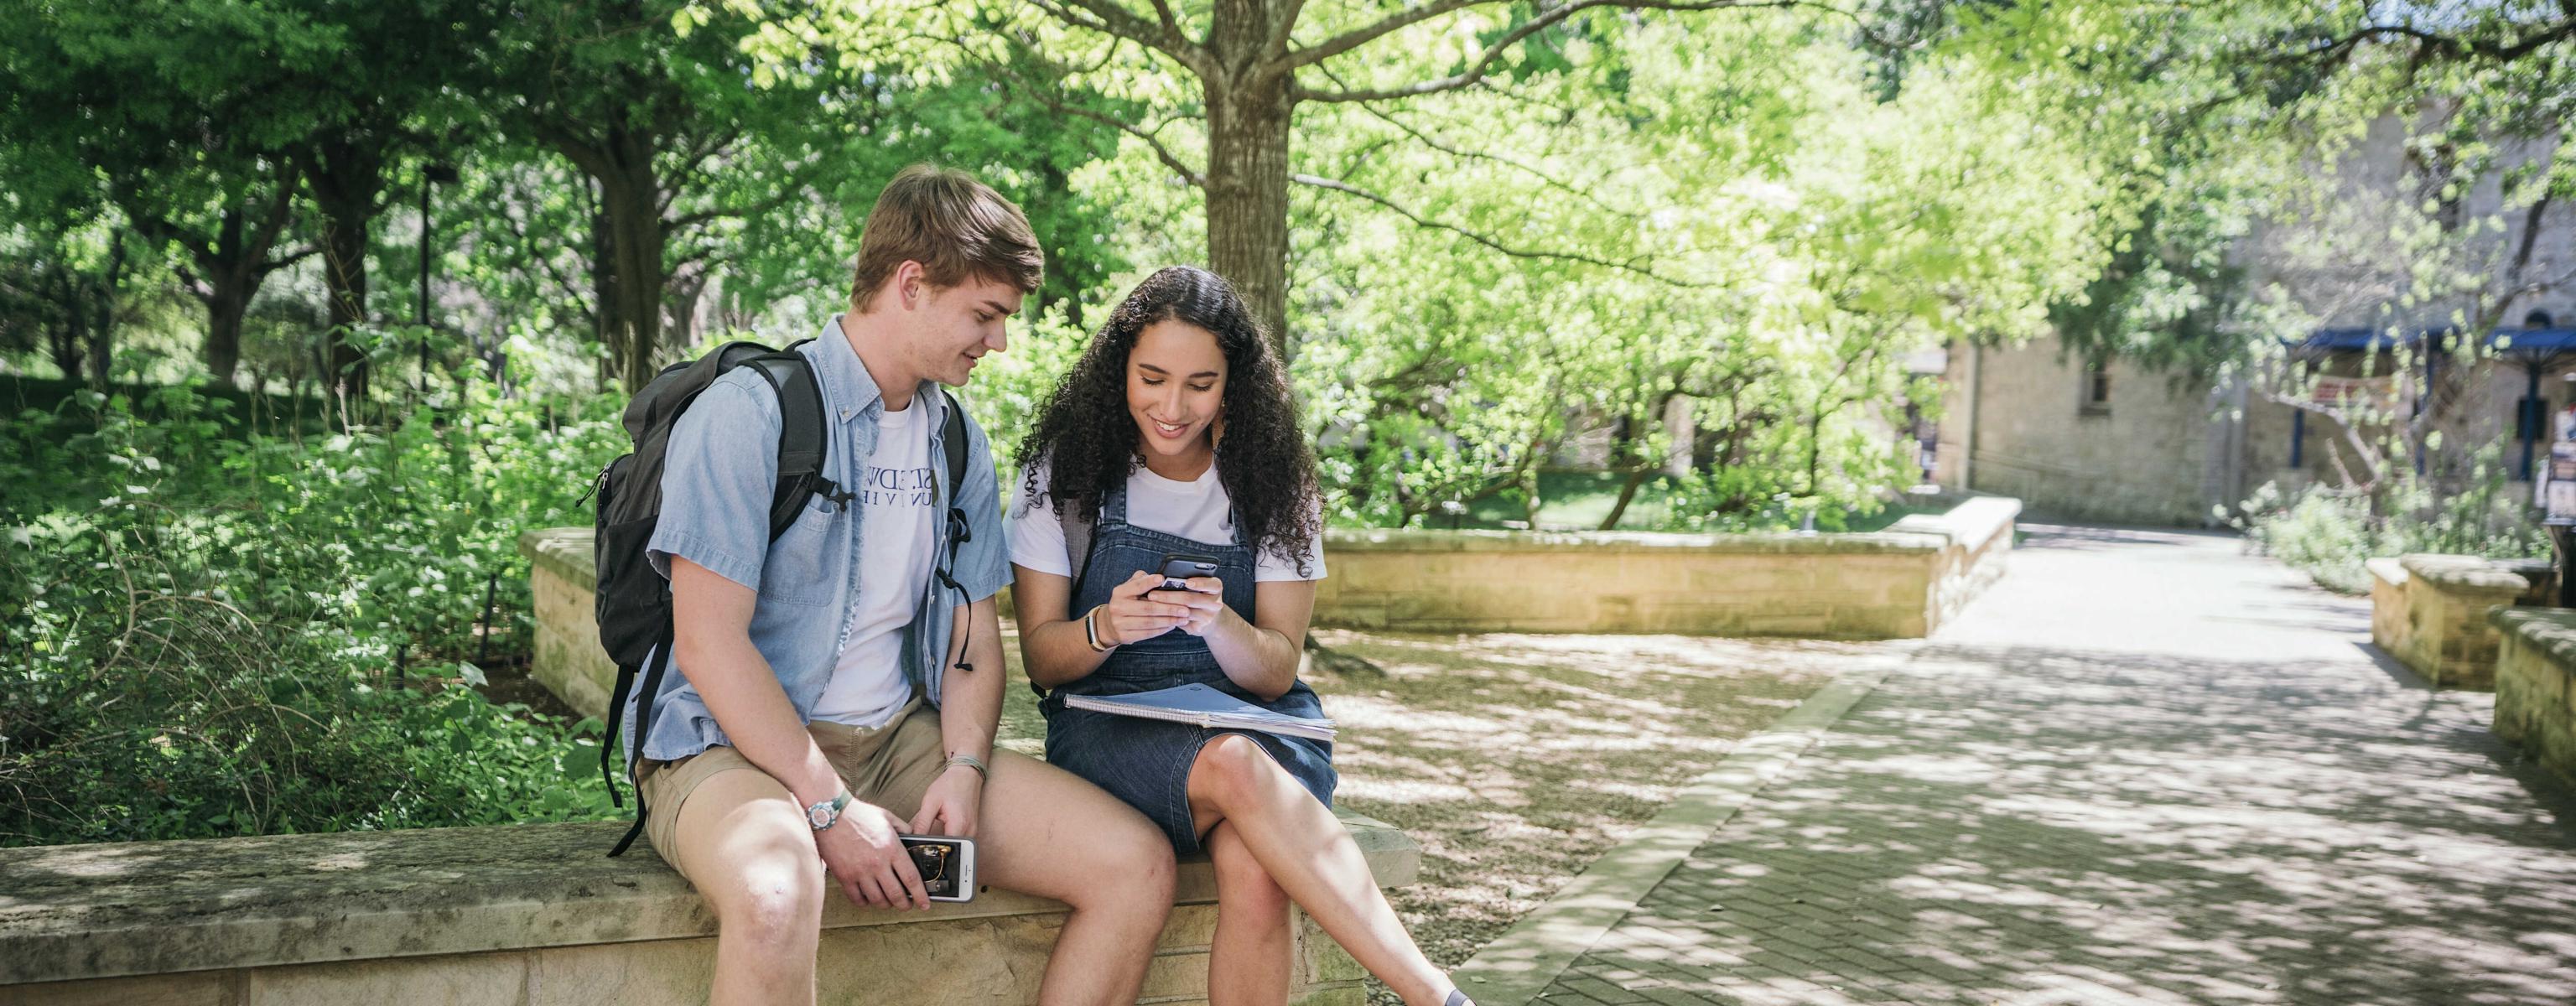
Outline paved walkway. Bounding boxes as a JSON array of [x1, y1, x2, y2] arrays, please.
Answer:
[[1479, 523, 2576, 1006]]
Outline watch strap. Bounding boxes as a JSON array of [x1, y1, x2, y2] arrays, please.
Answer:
[[807, 789, 853, 832]]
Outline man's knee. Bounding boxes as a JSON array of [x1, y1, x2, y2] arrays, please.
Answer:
[[711, 841, 827, 947], [1063, 818, 1176, 912]]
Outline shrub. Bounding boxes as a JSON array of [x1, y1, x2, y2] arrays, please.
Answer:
[[2238, 465, 2549, 595], [0, 380, 624, 846]]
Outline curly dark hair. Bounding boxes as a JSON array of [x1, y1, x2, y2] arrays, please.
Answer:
[[1015, 266, 1322, 577]]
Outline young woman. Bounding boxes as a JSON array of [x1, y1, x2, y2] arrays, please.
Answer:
[[1008, 266, 1473, 1006]]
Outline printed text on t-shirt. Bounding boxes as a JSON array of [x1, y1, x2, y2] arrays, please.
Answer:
[[863, 465, 935, 507]]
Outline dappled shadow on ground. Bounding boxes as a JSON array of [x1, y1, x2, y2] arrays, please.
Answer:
[[1305, 631, 1898, 972], [2008, 522, 2244, 555], [995, 626, 1896, 977], [1553, 643, 2576, 1006]]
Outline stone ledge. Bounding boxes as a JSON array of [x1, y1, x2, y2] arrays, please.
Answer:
[[520, 523, 1955, 579], [2400, 553, 2528, 594], [0, 813, 1417, 988], [2490, 607, 2576, 671], [1887, 495, 2020, 550], [1317, 526, 1945, 555], [522, 526, 595, 592], [2366, 557, 2409, 587]]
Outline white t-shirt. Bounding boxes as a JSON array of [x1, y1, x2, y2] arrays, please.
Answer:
[[1009, 459, 1326, 583], [814, 402, 936, 727]]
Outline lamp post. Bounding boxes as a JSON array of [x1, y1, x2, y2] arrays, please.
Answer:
[[419, 162, 459, 394]]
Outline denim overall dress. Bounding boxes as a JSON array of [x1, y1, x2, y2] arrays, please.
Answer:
[[1040, 483, 1337, 854]]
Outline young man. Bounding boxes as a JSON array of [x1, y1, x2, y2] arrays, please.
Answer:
[[634, 164, 1177, 1005]]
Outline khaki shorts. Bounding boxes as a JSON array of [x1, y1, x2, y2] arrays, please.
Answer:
[[637, 697, 947, 880]]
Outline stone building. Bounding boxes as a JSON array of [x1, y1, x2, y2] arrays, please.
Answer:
[[1935, 117, 2573, 526]]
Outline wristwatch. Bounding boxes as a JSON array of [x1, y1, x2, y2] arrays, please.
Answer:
[[806, 790, 854, 832]]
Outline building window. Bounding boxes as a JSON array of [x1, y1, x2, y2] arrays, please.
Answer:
[[2080, 363, 2111, 416]]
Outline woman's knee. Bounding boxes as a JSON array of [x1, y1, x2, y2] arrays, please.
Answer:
[[1191, 734, 1282, 808]]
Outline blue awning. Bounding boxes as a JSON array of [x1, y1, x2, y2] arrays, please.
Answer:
[[2292, 327, 2576, 357]]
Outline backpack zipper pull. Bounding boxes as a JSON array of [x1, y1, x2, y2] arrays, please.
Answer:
[[577, 463, 611, 507]]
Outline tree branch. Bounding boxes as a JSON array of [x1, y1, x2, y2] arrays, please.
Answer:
[[1291, 173, 1708, 286], [1281, 0, 1496, 70], [1024, 0, 1208, 70], [984, 44, 1210, 188], [1330, 66, 1636, 220], [1291, 0, 1800, 102], [2278, 16, 2576, 70]]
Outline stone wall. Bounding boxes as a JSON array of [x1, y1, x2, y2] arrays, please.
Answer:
[[2492, 607, 2576, 791], [525, 500, 2016, 720], [0, 817, 1418, 1006], [2376, 554, 2532, 689], [1309, 496, 2014, 639], [1937, 339, 2227, 527], [2369, 557, 2412, 660]]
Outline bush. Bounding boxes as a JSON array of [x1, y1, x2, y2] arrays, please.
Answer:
[[0, 379, 626, 846], [2238, 467, 2550, 595]]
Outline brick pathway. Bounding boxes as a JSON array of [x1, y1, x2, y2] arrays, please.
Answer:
[[1532, 524, 2576, 1006]]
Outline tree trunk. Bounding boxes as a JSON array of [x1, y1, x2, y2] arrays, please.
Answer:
[[44, 268, 85, 380], [205, 278, 251, 390], [86, 239, 123, 386], [584, 127, 668, 394], [1600, 469, 1650, 531], [310, 137, 385, 403], [1203, 59, 1296, 359]]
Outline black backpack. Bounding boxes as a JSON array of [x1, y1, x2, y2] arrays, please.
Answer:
[[588, 338, 969, 857]]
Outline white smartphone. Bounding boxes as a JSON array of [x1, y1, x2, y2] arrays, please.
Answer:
[[901, 834, 976, 903]]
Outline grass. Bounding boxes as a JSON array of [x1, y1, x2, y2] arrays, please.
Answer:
[[993, 626, 1904, 1000]]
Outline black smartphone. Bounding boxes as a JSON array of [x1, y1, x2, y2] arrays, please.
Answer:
[[1157, 553, 1222, 592], [900, 834, 976, 903]]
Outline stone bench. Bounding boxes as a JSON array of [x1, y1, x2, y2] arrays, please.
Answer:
[[2370, 553, 2536, 689], [2490, 606, 2576, 790], [1, 815, 1417, 1005]]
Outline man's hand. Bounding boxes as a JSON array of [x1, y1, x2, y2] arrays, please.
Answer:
[[815, 801, 929, 910], [909, 764, 984, 838]]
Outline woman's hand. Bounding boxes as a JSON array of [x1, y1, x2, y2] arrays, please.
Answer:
[[1100, 570, 1192, 645], [1150, 576, 1227, 636]]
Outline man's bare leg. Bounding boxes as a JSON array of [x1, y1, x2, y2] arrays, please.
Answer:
[[665, 767, 828, 1006], [1205, 820, 1295, 1006], [974, 749, 1179, 1006]]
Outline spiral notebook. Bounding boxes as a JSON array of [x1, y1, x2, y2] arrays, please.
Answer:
[[1061, 682, 1337, 741]]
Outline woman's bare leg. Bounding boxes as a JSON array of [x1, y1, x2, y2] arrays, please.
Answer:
[[1187, 734, 1454, 1006], [1205, 820, 1294, 1006]]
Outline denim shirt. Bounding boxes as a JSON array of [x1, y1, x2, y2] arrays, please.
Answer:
[[626, 317, 1013, 764]]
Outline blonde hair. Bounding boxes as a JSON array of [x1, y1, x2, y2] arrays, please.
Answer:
[[849, 164, 1044, 312]]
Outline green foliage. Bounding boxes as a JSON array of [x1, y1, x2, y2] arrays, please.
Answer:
[[0, 378, 626, 846], [2237, 463, 2550, 595]]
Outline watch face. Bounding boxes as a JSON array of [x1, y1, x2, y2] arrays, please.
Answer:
[[808, 802, 834, 829]]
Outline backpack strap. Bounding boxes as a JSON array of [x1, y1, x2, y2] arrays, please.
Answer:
[[1061, 500, 1097, 594], [1032, 490, 1098, 699], [934, 389, 976, 676], [605, 346, 831, 858]]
